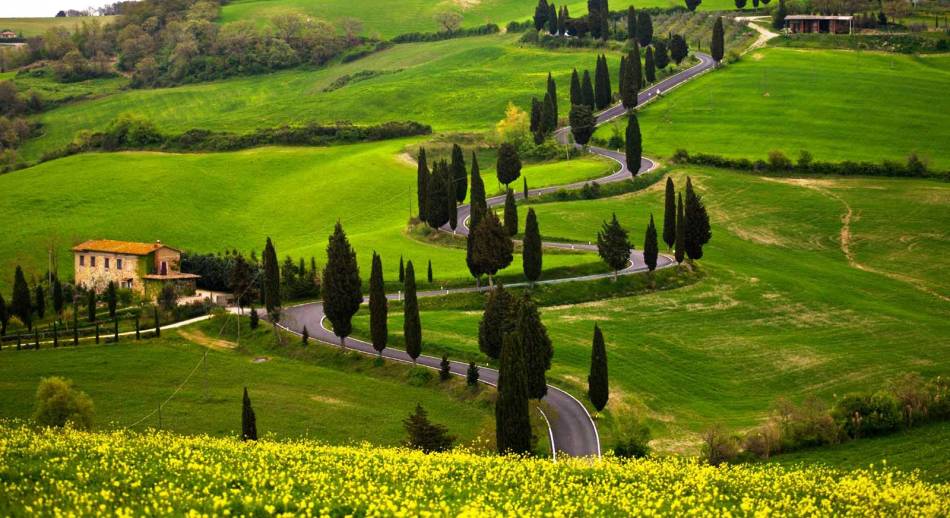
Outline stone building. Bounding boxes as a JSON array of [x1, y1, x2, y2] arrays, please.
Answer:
[[72, 239, 199, 299], [784, 15, 853, 34]]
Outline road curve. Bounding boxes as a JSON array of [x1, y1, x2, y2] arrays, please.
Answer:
[[278, 52, 716, 459]]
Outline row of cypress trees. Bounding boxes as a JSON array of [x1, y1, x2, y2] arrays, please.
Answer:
[[661, 176, 712, 263], [0, 268, 122, 335]]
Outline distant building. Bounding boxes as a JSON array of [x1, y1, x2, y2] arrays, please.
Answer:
[[785, 15, 853, 34], [72, 239, 199, 299], [0, 31, 17, 39]]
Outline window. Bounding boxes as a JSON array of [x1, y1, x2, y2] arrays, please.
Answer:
[[117, 258, 123, 270], [105, 258, 110, 269], [79, 255, 85, 266], [91, 256, 96, 267]]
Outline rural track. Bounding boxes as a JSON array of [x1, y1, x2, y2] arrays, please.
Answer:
[[277, 52, 716, 459]]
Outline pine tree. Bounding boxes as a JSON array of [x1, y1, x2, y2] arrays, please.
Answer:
[[440, 355, 452, 381], [644, 214, 659, 272], [105, 281, 117, 318], [426, 160, 451, 229], [546, 72, 558, 123], [0, 294, 7, 336], [533, 0, 549, 31], [478, 283, 513, 359], [242, 387, 257, 441], [52, 278, 64, 317], [523, 208, 543, 284], [637, 10, 653, 46], [403, 261, 421, 364], [644, 45, 656, 83], [427, 259, 433, 283], [469, 152, 487, 231], [654, 39, 670, 69], [34, 285, 45, 319], [684, 176, 712, 261], [86, 290, 96, 323], [625, 114, 642, 176], [399, 255, 405, 283], [263, 237, 281, 318], [675, 192, 686, 264], [622, 43, 641, 109], [417, 147, 429, 221], [581, 69, 595, 108], [403, 404, 455, 452], [711, 16, 725, 63], [451, 143, 467, 203], [302, 325, 309, 345], [569, 68, 581, 106], [569, 104, 596, 145], [369, 252, 387, 357], [496, 332, 532, 454], [597, 213, 631, 280], [514, 293, 553, 399], [322, 222, 363, 347], [663, 177, 676, 250], [503, 189, 518, 236], [588, 325, 609, 411], [11, 266, 32, 330], [626, 5, 637, 40], [496, 143, 522, 187], [470, 211, 514, 287], [467, 361, 480, 386]]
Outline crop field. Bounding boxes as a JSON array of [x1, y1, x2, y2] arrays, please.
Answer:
[[350, 167, 950, 450], [596, 48, 950, 169], [0, 140, 613, 293]]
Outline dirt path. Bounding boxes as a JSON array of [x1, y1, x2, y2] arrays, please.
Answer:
[[735, 16, 780, 52], [178, 329, 237, 351]]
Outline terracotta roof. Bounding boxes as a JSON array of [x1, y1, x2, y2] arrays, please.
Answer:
[[785, 15, 853, 20], [72, 239, 179, 256], [143, 273, 201, 280]]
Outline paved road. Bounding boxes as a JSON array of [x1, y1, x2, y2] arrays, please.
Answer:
[[277, 52, 716, 459]]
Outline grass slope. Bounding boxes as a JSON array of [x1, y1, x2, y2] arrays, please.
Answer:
[[597, 48, 950, 169], [0, 16, 116, 37]]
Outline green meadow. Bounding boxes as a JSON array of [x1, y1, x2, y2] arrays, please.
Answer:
[[597, 48, 950, 169], [0, 16, 116, 37]]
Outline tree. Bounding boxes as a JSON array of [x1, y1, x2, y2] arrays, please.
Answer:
[[670, 34, 688, 65], [426, 160, 451, 229], [263, 237, 280, 318], [530, 97, 542, 140], [12, 266, 32, 330], [249, 307, 259, 329], [534, 0, 549, 31], [404, 404, 455, 453], [626, 5, 637, 40], [230, 254, 254, 309], [496, 143, 522, 187], [86, 290, 96, 323], [496, 332, 532, 454], [581, 69, 595, 108], [569, 68, 581, 106], [434, 10, 462, 32], [469, 152, 487, 231], [685, 0, 702, 11], [242, 387, 257, 441], [625, 114, 642, 177], [675, 192, 686, 264], [644, 46, 656, 84], [588, 325, 609, 411], [618, 55, 627, 102], [597, 213, 631, 280], [34, 285, 46, 320], [541, 91, 557, 135], [399, 255, 405, 283], [644, 214, 659, 273], [416, 147, 429, 221], [637, 11, 653, 47], [0, 294, 7, 336], [684, 176, 712, 261], [426, 259, 432, 283], [622, 43, 641, 109], [546, 72, 558, 123], [470, 212, 514, 287], [33, 377, 94, 430], [322, 222, 363, 347], [105, 281, 117, 318], [447, 171, 459, 231], [301, 325, 309, 345], [467, 362, 480, 386], [663, 177, 676, 250], [479, 283, 513, 359], [569, 104, 596, 146], [514, 293, 552, 399], [735, 0, 747, 8], [503, 189, 518, 236], [752, 0, 760, 12], [403, 261, 421, 364], [711, 16, 725, 64], [369, 252, 388, 357], [52, 278, 64, 317], [440, 355, 452, 381], [557, 5, 568, 35], [523, 176, 529, 200], [523, 208, 542, 284], [594, 54, 611, 110], [654, 39, 670, 70], [772, 0, 787, 30], [451, 143, 467, 203]]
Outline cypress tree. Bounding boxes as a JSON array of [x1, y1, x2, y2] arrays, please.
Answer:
[[622, 44, 640, 109], [597, 213, 631, 280], [530, 97, 542, 136], [0, 294, 7, 336], [154, 306, 160, 337], [711, 16, 724, 63], [417, 147, 429, 221], [322, 222, 363, 347], [523, 208, 542, 284], [557, 6, 567, 35], [249, 307, 259, 329], [588, 325, 609, 411], [478, 283, 512, 359], [496, 332, 532, 455], [12, 266, 32, 330], [569, 68, 581, 106], [34, 285, 45, 320], [440, 355, 452, 381], [654, 39, 670, 70], [594, 55, 610, 110], [426, 160, 451, 228], [496, 143, 522, 187], [467, 361, 480, 386], [403, 260, 421, 364], [369, 252, 387, 357], [87, 290, 96, 323], [588, 0, 602, 39], [670, 34, 688, 65], [469, 153, 487, 231], [399, 255, 405, 283], [403, 404, 455, 453], [451, 143, 467, 203], [113, 318, 119, 343], [675, 192, 686, 264], [644, 46, 656, 83], [503, 189, 518, 236], [569, 104, 596, 146], [514, 293, 553, 399], [547, 2, 557, 34], [663, 177, 676, 250], [625, 114, 642, 176], [302, 325, 309, 345], [106, 281, 117, 318], [626, 5, 637, 40], [448, 172, 458, 231], [772, 0, 787, 31], [466, 234, 481, 286], [644, 214, 659, 272], [533, 0, 549, 31], [471, 211, 514, 287], [427, 259, 433, 283], [599, 4, 610, 40], [546, 72, 557, 123], [263, 237, 280, 318], [618, 55, 627, 101], [52, 278, 63, 317], [242, 387, 257, 441], [684, 177, 712, 260], [637, 10, 653, 46], [73, 309, 79, 345], [581, 69, 594, 108], [541, 92, 557, 135], [523, 176, 529, 200]]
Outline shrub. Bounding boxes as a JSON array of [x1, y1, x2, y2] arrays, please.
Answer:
[[797, 150, 813, 169], [767, 150, 792, 171], [391, 24, 499, 43], [613, 422, 652, 458], [701, 425, 739, 466], [833, 392, 902, 439], [32, 377, 94, 430], [742, 421, 782, 459], [403, 404, 455, 453], [407, 367, 433, 387]]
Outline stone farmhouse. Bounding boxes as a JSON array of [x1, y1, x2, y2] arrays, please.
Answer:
[[73, 239, 199, 299]]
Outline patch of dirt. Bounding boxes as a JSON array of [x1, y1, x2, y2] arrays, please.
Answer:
[[728, 225, 790, 248], [309, 395, 350, 406], [252, 357, 270, 363], [452, 0, 480, 8], [396, 152, 417, 168], [178, 329, 236, 350]]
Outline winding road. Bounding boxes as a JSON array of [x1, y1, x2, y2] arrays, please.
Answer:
[[277, 52, 716, 458]]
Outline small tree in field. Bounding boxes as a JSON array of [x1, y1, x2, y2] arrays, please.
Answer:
[[404, 404, 455, 453], [588, 325, 609, 412], [569, 104, 596, 145], [369, 252, 388, 357], [496, 143, 522, 187], [403, 261, 421, 364], [34, 285, 46, 320], [644, 214, 659, 281], [503, 189, 518, 236], [301, 326, 309, 345], [322, 222, 363, 348], [242, 387, 257, 441], [467, 362, 480, 386], [684, 177, 712, 261], [670, 35, 688, 65], [597, 213, 632, 280], [33, 376, 94, 430], [522, 208, 542, 285], [12, 266, 32, 330], [479, 283, 513, 360], [663, 177, 676, 250], [440, 355, 452, 381]]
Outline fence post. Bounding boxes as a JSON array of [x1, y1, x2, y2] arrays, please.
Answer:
[[53, 323, 58, 348], [135, 315, 140, 340], [17, 333, 21, 351], [95, 323, 100, 344], [33, 328, 39, 350]]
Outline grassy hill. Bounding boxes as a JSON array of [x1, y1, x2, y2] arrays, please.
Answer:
[[2, 423, 946, 515], [0, 16, 116, 37], [597, 48, 950, 169], [349, 167, 950, 450]]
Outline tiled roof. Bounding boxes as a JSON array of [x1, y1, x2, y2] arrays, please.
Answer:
[[143, 273, 201, 280], [72, 240, 179, 256], [785, 15, 853, 20]]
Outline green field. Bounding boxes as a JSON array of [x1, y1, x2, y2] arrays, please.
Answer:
[[350, 167, 950, 451], [597, 48, 950, 169], [0, 140, 613, 293], [0, 16, 116, 37], [0, 316, 493, 446]]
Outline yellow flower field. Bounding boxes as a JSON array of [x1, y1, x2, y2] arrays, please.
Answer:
[[0, 423, 947, 516]]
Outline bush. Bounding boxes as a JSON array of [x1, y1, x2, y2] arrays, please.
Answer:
[[833, 392, 902, 439], [407, 367, 434, 387], [701, 425, 739, 466], [391, 24, 499, 43], [403, 404, 455, 453], [767, 150, 792, 171], [613, 422, 651, 458], [32, 377, 94, 430], [675, 149, 946, 179]]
